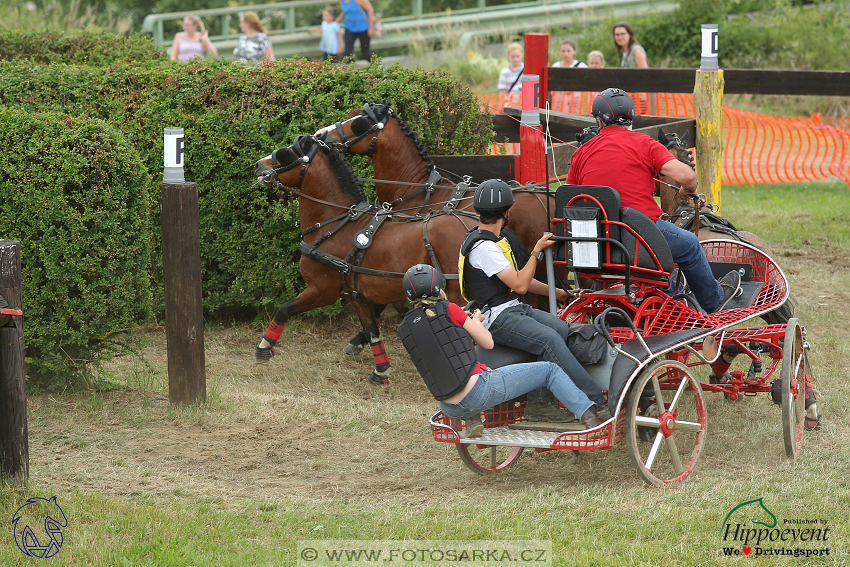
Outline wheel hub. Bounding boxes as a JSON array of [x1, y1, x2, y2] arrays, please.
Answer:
[[658, 411, 676, 437]]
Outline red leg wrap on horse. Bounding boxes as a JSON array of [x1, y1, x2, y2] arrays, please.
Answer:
[[265, 321, 284, 341], [805, 372, 816, 405], [370, 341, 389, 366]]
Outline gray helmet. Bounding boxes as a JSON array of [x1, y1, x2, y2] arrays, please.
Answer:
[[403, 264, 442, 301], [473, 179, 514, 213], [592, 88, 635, 126]]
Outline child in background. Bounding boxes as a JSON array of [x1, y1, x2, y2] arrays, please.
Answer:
[[498, 43, 524, 95], [587, 50, 605, 68], [311, 7, 342, 62], [551, 38, 587, 68]]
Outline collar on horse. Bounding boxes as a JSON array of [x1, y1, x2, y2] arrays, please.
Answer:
[[333, 103, 390, 155]]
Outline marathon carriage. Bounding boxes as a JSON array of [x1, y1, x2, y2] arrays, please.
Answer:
[[430, 184, 811, 486]]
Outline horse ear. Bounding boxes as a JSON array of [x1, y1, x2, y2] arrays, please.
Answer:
[[657, 127, 667, 145], [681, 130, 690, 146]]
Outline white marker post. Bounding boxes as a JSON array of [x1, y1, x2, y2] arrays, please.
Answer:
[[160, 127, 205, 404], [701, 24, 719, 71], [163, 127, 185, 183]]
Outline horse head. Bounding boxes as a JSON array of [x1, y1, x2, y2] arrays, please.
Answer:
[[315, 101, 394, 154], [254, 134, 325, 188], [255, 134, 367, 205], [657, 128, 694, 170]]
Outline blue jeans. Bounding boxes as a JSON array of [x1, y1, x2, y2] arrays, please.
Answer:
[[488, 303, 606, 407], [656, 219, 723, 312], [439, 361, 594, 420]]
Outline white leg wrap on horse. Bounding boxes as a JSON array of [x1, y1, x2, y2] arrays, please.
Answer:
[[259, 337, 272, 349]]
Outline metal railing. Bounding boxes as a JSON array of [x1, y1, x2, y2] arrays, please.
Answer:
[[142, 0, 677, 60]]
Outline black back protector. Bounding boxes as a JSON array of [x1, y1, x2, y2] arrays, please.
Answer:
[[398, 302, 478, 401]]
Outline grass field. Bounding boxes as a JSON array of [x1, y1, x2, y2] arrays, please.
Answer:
[[1, 180, 849, 566]]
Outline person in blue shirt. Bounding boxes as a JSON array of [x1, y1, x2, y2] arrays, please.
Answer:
[[311, 7, 342, 62], [336, 0, 375, 62]]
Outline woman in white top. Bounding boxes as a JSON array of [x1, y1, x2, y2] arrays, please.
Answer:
[[171, 15, 217, 62], [551, 38, 587, 68]]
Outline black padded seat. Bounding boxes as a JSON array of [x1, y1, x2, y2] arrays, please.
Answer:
[[620, 207, 674, 273], [475, 344, 537, 369]]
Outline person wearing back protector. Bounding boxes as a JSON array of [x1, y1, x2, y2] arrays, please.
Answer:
[[458, 180, 609, 419], [398, 264, 604, 437]]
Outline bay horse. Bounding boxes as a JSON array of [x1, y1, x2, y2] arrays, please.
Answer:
[[253, 134, 465, 385], [655, 128, 794, 325], [316, 102, 562, 352]]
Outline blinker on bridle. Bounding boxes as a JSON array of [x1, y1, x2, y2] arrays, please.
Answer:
[[333, 103, 389, 154]]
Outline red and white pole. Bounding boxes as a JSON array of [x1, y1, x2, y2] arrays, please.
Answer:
[[517, 73, 546, 186]]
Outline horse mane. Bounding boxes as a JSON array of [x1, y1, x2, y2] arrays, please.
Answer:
[[320, 142, 368, 203], [392, 110, 433, 164]]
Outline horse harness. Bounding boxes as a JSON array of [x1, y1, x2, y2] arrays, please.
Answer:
[[332, 102, 389, 156], [267, 137, 460, 302]]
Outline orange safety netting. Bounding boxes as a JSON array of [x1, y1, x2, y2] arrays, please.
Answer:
[[478, 92, 850, 187]]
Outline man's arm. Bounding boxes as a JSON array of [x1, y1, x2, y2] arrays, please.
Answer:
[[660, 158, 697, 196], [495, 233, 557, 294]]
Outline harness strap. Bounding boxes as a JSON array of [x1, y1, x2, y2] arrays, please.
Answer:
[[420, 214, 459, 282], [300, 241, 406, 278], [441, 180, 471, 214]]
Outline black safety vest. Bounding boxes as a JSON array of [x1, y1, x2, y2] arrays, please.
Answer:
[[397, 302, 478, 401], [458, 228, 518, 307]]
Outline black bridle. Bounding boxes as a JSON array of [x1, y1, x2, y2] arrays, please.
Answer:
[[332, 103, 390, 155]]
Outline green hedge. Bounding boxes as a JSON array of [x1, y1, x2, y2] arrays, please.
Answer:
[[0, 36, 493, 321], [0, 107, 156, 391], [0, 29, 166, 65]]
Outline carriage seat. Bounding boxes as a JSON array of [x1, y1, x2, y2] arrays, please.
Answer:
[[553, 185, 674, 277]]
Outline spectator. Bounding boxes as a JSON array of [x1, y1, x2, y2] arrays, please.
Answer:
[[551, 38, 587, 68], [170, 15, 217, 62], [311, 6, 342, 62], [233, 11, 275, 64], [587, 50, 605, 68], [498, 43, 524, 96], [613, 21, 647, 68], [337, 0, 375, 62]]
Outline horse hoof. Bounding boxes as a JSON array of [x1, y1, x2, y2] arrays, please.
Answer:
[[367, 371, 389, 386], [343, 343, 365, 356], [254, 345, 275, 363]]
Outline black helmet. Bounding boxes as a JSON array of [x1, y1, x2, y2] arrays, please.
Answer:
[[403, 264, 442, 301], [592, 88, 635, 126], [473, 179, 514, 213]]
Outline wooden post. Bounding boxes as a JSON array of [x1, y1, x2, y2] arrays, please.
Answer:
[[161, 128, 206, 405], [694, 24, 723, 211], [0, 240, 28, 485]]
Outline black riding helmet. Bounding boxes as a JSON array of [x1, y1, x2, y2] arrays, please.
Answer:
[[473, 179, 514, 215], [404, 264, 442, 301], [592, 87, 635, 127]]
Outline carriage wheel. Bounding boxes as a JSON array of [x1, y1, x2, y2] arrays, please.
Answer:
[[626, 360, 707, 486], [781, 319, 806, 459], [456, 443, 524, 474]]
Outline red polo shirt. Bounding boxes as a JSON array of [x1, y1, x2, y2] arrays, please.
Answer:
[[566, 125, 675, 221]]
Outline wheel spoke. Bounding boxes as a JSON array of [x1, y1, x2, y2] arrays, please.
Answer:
[[675, 420, 703, 433], [665, 434, 684, 474], [634, 416, 660, 427], [645, 432, 664, 470], [651, 375, 665, 409], [668, 375, 690, 412]]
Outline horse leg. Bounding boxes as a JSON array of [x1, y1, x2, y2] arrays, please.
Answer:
[[351, 301, 391, 386], [343, 304, 387, 355], [255, 285, 335, 363]]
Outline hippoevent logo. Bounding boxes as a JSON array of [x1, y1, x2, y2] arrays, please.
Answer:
[[11, 496, 68, 559], [720, 497, 830, 558]]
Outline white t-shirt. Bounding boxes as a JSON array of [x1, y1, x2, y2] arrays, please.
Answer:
[[467, 240, 520, 328], [551, 60, 588, 68], [498, 65, 524, 93]]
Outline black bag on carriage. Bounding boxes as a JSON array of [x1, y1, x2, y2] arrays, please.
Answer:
[[566, 323, 609, 366]]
